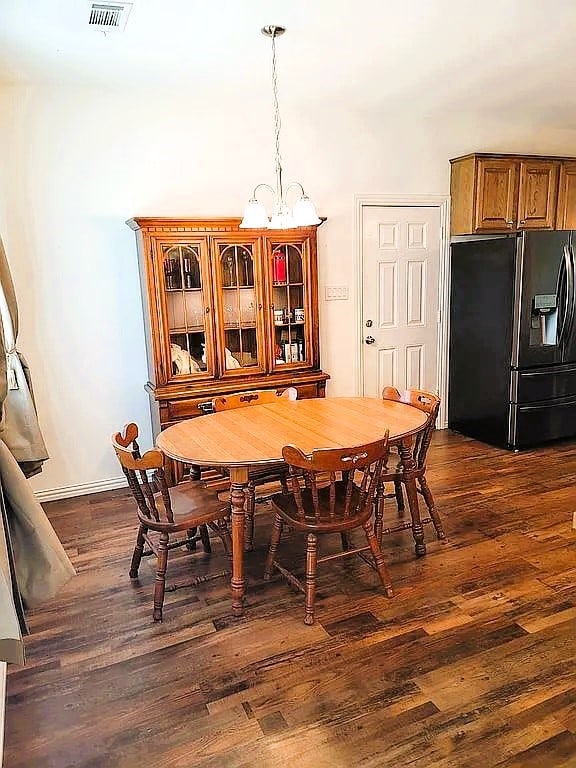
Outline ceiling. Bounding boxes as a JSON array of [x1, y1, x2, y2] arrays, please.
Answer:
[[1, 0, 576, 128]]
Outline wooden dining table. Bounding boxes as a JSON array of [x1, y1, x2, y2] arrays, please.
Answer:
[[157, 396, 428, 615]]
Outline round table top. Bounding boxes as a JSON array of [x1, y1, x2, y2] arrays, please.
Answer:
[[157, 397, 428, 468]]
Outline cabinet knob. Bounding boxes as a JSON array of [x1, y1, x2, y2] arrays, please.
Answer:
[[519, 220, 526, 226], [505, 220, 514, 226]]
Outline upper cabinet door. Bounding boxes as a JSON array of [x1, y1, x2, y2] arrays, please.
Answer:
[[265, 233, 316, 373], [556, 161, 576, 229], [211, 235, 267, 377], [517, 160, 559, 229], [474, 158, 519, 231], [153, 237, 216, 383]]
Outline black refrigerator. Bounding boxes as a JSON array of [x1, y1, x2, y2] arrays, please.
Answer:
[[449, 231, 576, 449]]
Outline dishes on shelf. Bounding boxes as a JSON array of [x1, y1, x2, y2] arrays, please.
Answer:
[[170, 343, 201, 375]]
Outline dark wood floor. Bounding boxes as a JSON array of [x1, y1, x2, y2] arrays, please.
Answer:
[[5, 431, 576, 767]]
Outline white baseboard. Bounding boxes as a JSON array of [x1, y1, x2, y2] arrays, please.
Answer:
[[34, 476, 127, 503]]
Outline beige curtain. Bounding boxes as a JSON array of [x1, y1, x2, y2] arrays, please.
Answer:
[[0, 236, 49, 476], [0, 441, 74, 607], [0, 235, 75, 613]]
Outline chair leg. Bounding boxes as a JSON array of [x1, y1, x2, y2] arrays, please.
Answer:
[[129, 523, 147, 578], [304, 533, 318, 626], [362, 519, 394, 598], [186, 527, 197, 551], [245, 480, 255, 551], [374, 481, 384, 543], [199, 524, 212, 553], [153, 531, 169, 622], [217, 518, 233, 558], [419, 476, 446, 540], [394, 479, 405, 517], [263, 514, 283, 580]]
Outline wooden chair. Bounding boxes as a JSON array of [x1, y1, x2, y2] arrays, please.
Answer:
[[375, 387, 445, 543], [212, 387, 298, 550], [264, 435, 393, 625], [112, 423, 232, 622]]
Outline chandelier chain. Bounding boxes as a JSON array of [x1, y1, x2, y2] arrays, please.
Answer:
[[270, 32, 283, 195], [240, 25, 320, 229]]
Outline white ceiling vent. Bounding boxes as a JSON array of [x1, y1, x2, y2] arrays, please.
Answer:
[[88, 2, 133, 32]]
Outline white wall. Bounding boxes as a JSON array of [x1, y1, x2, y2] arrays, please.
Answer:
[[1, 84, 576, 495]]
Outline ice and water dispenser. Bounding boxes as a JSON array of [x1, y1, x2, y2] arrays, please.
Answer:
[[530, 293, 557, 346]]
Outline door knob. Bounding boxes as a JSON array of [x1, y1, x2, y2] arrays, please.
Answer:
[[365, 336, 375, 345]]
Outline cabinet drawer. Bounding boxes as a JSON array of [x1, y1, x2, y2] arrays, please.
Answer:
[[295, 383, 323, 399], [167, 398, 212, 421]]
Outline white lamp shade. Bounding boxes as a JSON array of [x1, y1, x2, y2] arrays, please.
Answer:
[[268, 201, 295, 230], [240, 199, 270, 229], [292, 195, 321, 226]]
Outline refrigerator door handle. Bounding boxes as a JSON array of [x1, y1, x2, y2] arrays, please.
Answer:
[[556, 245, 572, 347], [568, 242, 576, 343], [519, 395, 576, 412], [519, 365, 576, 377]]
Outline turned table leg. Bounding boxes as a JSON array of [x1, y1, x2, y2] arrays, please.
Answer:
[[229, 466, 248, 616], [397, 439, 427, 557]]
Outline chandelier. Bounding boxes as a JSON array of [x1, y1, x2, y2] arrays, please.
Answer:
[[240, 25, 321, 230]]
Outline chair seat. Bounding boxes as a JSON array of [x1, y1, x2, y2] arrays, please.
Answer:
[[271, 481, 373, 533], [139, 481, 229, 532]]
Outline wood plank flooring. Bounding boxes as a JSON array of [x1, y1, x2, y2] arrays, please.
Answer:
[[4, 431, 576, 767]]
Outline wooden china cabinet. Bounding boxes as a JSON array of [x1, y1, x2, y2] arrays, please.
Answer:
[[127, 217, 329, 436]]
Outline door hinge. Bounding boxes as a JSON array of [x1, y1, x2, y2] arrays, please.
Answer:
[[437, 310, 442, 324]]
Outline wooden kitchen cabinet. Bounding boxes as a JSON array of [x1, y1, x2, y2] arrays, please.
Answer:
[[450, 153, 569, 235], [473, 157, 519, 232], [127, 217, 329, 435], [556, 161, 576, 229], [517, 159, 559, 229]]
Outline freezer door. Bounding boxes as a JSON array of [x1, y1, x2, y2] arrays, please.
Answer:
[[511, 363, 576, 403], [508, 395, 576, 448], [512, 231, 573, 368]]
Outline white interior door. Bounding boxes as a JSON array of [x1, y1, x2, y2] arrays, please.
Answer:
[[361, 205, 441, 397]]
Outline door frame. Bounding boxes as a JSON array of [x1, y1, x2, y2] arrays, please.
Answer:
[[355, 194, 451, 427]]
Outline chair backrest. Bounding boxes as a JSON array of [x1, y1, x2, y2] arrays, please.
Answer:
[[112, 423, 174, 524], [212, 386, 297, 412], [381, 387, 440, 469], [281, 434, 390, 525]]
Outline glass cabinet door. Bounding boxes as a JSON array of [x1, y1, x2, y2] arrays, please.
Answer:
[[268, 238, 312, 370], [213, 237, 266, 375], [160, 240, 214, 379]]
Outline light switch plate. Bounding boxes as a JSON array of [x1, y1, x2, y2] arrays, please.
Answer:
[[325, 285, 349, 301]]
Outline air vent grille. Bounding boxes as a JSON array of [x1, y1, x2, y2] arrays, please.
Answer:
[[88, 2, 132, 31]]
